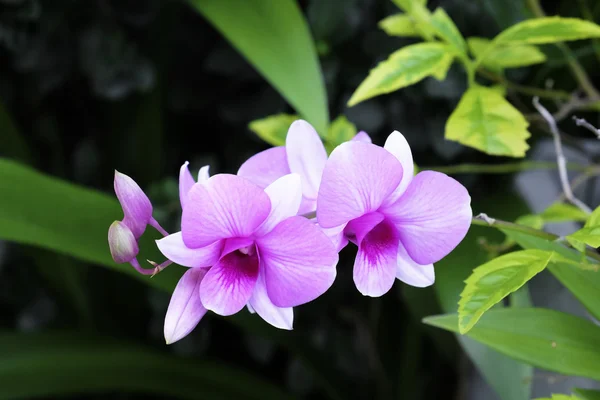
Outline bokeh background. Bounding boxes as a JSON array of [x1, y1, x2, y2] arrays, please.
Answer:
[[1, 0, 600, 399]]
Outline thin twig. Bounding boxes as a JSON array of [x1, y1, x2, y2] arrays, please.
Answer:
[[573, 115, 600, 139], [532, 97, 592, 213]]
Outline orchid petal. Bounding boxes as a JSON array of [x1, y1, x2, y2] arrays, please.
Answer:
[[108, 221, 139, 263], [200, 251, 259, 316], [285, 120, 327, 200], [114, 171, 152, 238], [258, 216, 338, 308], [156, 232, 223, 268], [382, 131, 414, 206], [344, 212, 385, 244], [353, 220, 398, 297], [395, 242, 435, 287], [382, 171, 472, 265], [317, 142, 403, 228], [320, 223, 349, 252], [181, 174, 271, 248], [249, 269, 293, 330], [179, 162, 195, 209], [352, 131, 372, 143], [255, 174, 302, 237], [198, 165, 210, 183], [164, 268, 207, 344], [237, 147, 290, 189]]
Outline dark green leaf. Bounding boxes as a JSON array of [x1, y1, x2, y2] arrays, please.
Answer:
[[189, 0, 329, 133], [575, 388, 600, 400], [424, 308, 600, 380], [0, 332, 292, 399]]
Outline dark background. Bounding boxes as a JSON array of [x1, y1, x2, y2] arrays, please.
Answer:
[[1, 0, 599, 399]]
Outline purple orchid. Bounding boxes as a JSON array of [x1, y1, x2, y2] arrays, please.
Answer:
[[238, 120, 371, 214], [108, 171, 169, 275], [317, 131, 472, 297], [157, 172, 338, 344]]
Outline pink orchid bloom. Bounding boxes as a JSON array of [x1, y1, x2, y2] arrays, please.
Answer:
[[238, 119, 371, 214], [108, 171, 168, 275], [317, 131, 472, 297], [157, 171, 338, 344]]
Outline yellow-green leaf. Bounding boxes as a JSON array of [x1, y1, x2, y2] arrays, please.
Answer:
[[535, 395, 581, 400], [586, 204, 600, 227], [348, 42, 453, 106], [248, 113, 298, 146], [458, 249, 552, 334], [430, 8, 466, 53], [468, 37, 546, 69], [539, 202, 589, 223], [567, 226, 600, 249], [445, 85, 530, 157], [494, 16, 600, 45], [392, 0, 427, 13], [325, 115, 357, 153], [378, 14, 421, 37]]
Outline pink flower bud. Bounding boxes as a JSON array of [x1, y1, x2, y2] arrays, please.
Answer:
[[114, 171, 152, 238], [108, 221, 139, 263]]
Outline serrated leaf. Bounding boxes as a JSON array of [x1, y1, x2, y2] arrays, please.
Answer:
[[566, 226, 600, 248], [539, 202, 589, 223], [575, 388, 600, 400], [503, 230, 600, 321], [445, 85, 530, 157], [430, 8, 466, 53], [424, 308, 600, 381], [190, 0, 329, 133], [468, 37, 547, 69], [458, 249, 552, 334], [378, 14, 420, 37], [494, 16, 600, 45], [248, 114, 298, 146], [348, 42, 453, 106], [325, 115, 357, 153]]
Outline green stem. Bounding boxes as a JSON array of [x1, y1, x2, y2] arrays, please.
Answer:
[[472, 215, 600, 263], [477, 69, 572, 100], [527, 0, 600, 100], [424, 161, 591, 175]]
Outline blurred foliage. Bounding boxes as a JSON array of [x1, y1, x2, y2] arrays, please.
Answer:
[[1, 0, 600, 399]]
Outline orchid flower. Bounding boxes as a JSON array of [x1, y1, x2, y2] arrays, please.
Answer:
[[108, 171, 169, 275], [317, 131, 472, 297], [157, 173, 338, 344], [238, 119, 371, 214]]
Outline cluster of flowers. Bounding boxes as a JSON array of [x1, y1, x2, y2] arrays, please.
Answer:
[[108, 120, 472, 344]]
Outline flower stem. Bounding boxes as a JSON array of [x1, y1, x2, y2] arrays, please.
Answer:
[[472, 214, 600, 263], [424, 161, 591, 175]]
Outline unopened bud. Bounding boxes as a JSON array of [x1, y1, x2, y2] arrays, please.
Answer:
[[108, 221, 139, 263]]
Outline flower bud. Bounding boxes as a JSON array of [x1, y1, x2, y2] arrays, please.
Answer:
[[114, 171, 152, 238], [108, 221, 139, 263]]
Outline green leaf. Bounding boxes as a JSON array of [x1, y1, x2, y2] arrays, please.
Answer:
[[494, 16, 600, 46], [424, 308, 600, 380], [0, 332, 292, 399], [189, 0, 329, 133], [503, 230, 600, 321], [378, 14, 421, 37], [567, 226, 600, 249], [445, 85, 530, 157], [434, 192, 533, 400], [586, 204, 600, 227], [392, 0, 427, 13], [458, 249, 552, 334], [348, 42, 454, 106], [539, 202, 589, 223], [325, 115, 357, 153], [430, 8, 466, 53], [535, 395, 581, 400], [575, 388, 600, 400], [467, 37, 546, 69], [248, 113, 298, 147]]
